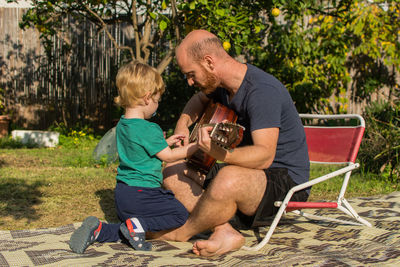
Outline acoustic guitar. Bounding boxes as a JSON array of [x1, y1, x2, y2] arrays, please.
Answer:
[[187, 101, 245, 173]]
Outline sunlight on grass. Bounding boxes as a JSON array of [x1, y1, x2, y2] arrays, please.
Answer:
[[308, 164, 399, 201], [0, 137, 119, 230]]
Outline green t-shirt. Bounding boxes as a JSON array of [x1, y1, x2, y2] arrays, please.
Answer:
[[116, 116, 168, 188]]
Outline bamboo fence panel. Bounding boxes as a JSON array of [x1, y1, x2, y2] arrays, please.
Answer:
[[1, 7, 131, 130]]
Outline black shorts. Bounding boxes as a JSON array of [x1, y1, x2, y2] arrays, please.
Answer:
[[203, 164, 309, 229]]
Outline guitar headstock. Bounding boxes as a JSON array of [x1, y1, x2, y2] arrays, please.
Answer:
[[209, 122, 245, 151]]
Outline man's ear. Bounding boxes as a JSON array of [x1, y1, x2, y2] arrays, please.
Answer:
[[203, 55, 215, 71]]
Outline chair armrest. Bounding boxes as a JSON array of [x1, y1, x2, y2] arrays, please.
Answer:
[[288, 163, 359, 194]]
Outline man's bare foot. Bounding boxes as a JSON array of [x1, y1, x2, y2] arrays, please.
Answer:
[[192, 224, 244, 257]]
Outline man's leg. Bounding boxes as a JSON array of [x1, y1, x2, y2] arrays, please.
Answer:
[[162, 160, 205, 212], [161, 164, 267, 256], [148, 160, 204, 240]]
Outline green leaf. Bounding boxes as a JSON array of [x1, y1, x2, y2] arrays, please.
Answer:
[[159, 20, 168, 31], [216, 9, 225, 17], [235, 45, 242, 55], [189, 1, 196, 10], [149, 12, 157, 20]]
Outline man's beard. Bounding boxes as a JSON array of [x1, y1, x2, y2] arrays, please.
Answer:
[[197, 66, 218, 94]]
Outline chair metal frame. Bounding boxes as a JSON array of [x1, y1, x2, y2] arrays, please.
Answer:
[[243, 114, 372, 251]]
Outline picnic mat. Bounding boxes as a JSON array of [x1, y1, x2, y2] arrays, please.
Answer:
[[1, 192, 400, 267]]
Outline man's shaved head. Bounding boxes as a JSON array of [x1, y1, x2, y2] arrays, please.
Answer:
[[177, 30, 226, 62]]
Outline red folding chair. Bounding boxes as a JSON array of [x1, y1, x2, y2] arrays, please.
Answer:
[[243, 114, 372, 251]]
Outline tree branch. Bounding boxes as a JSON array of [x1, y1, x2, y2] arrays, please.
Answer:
[[141, 0, 153, 63], [156, 41, 174, 74], [171, 0, 180, 41], [84, 4, 134, 59], [131, 0, 142, 61]]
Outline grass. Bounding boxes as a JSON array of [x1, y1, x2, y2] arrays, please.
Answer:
[[0, 136, 399, 231]]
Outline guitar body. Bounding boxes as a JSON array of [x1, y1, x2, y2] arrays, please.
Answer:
[[188, 101, 238, 173]]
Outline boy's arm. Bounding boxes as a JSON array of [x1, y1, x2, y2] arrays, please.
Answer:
[[156, 143, 198, 163], [166, 134, 185, 147]]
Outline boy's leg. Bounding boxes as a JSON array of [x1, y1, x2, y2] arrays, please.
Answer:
[[119, 217, 152, 251], [115, 184, 189, 250], [116, 183, 189, 232], [115, 182, 152, 251], [69, 216, 122, 254], [69, 216, 102, 254]]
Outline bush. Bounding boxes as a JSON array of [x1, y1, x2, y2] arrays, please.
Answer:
[[359, 100, 400, 181], [0, 136, 39, 149]]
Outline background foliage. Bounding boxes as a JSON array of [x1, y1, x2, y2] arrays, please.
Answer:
[[256, 0, 399, 113], [5, 0, 400, 179], [359, 99, 400, 180], [10, 0, 400, 121]]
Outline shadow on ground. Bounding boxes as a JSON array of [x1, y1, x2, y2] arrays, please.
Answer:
[[96, 189, 119, 223], [0, 178, 44, 223], [0, 158, 6, 168]]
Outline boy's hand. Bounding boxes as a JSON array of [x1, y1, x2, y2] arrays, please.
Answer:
[[166, 134, 186, 147], [173, 127, 190, 146]]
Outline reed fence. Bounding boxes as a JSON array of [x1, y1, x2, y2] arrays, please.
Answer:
[[1, 6, 131, 131]]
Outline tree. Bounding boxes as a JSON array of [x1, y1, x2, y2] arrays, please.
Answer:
[[16, 0, 266, 73], [7, 0, 400, 130], [8, 0, 268, 130], [256, 0, 400, 113]]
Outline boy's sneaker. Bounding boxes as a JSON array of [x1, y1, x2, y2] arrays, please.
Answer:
[[120, 219, 152, 251], [69, 216, 102, 254]]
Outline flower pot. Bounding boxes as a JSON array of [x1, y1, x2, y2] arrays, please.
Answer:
[[0, 115, 10, 138]]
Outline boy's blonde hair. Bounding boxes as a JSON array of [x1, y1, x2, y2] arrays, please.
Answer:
[[114, 61, 165, 108]]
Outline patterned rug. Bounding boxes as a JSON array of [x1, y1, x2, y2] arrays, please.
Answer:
[[1, 192, 400, 266]]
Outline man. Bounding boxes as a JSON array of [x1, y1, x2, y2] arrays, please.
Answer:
[[158, 29, 310, 257]]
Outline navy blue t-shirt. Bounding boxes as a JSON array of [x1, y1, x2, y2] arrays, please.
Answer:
[[208, 64, 310, 186]]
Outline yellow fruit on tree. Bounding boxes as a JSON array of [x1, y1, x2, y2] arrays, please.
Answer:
[[272, 8, 280, 17], [223, 41, 231, 51]]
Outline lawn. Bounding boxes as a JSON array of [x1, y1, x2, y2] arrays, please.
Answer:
[[0, 137, 398, 230]]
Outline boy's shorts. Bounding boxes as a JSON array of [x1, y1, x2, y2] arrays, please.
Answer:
[[203, 163, 309, 228], [115, 181, 189, 232]]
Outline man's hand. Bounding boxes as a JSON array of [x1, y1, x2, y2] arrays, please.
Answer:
[[197, 125, 227, 160], [197, 125, 213, 152]]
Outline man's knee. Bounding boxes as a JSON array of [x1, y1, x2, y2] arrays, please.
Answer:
[[207, 166, 244, 199], [208, 165, 266, 209], [212, 165, 252, 187]]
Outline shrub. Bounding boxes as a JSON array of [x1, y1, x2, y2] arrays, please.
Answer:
[[0, 136, 39, 149], [49, 122, 97, 148], [359, 100, 400, 181]]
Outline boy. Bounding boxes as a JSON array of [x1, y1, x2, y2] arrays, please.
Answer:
[[69, 61, 197, 253]]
